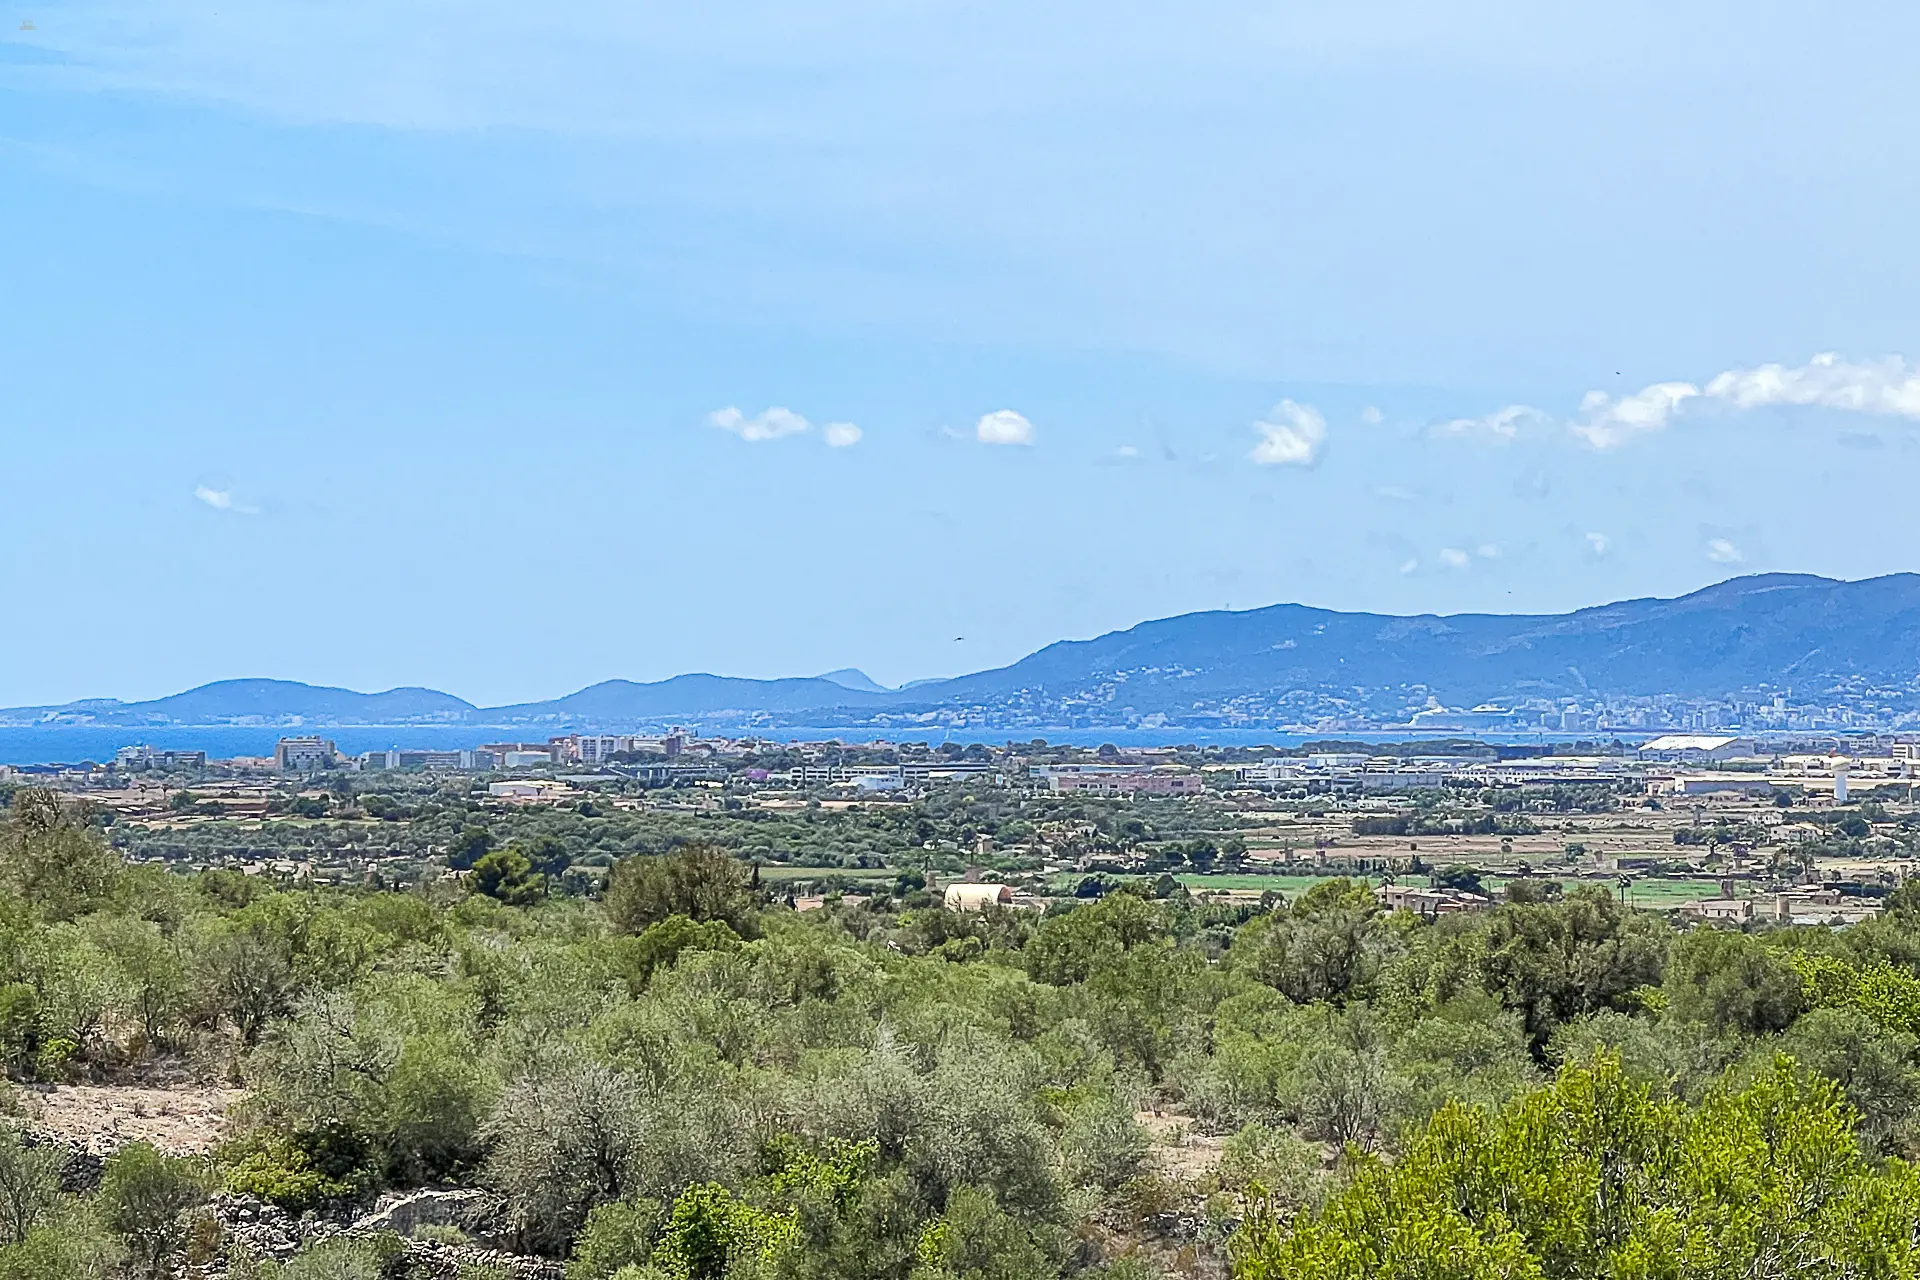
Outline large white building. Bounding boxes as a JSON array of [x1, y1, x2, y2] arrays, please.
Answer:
[[275, 736, 338, 772], [1637, 735, 1757, 763]]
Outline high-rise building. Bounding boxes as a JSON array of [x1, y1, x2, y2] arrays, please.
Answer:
[[114, 745, 208, 771], [275, 736, 338, 772]]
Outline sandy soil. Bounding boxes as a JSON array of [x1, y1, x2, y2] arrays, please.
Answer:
[[1137, 1109, 1227, 1182], [19, 1083, 243, 1155]]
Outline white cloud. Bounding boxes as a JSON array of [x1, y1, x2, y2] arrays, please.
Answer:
[[709, 406, 860, 446], [1432, 353, 1920, 455], [1586, 531, 1610, 555], [1570, 382, 1700, 449], [1399, 558, 1419, 575], [1475, 542, 1502, 559], [1360, 405, 1384, 425], [1438, 547, 1470, 569], [1568, 353, 1920, 450], [1248, 399, 1326, 466], [194, 485, 258, 515], [1115, 444, 1140, 458], [1703, 353, 1920, 417], [1433, 404, 1542, 441], [976, 409, 1035, 446], [1706, 538, 1744, 564], [709, 405, 810, 441]]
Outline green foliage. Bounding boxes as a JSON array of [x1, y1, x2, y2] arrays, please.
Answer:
[[568, 1199, 665, 1279], [605, 846, 760, 937], [0, 1202, 121, 1280], [1232, 1053, 1919, 1279], [1475, 886, 1665, 1050], [449, 826, 495, 871], [1233, 880, 1389, 1006], [0, 1128, 60, 1246], [220, 1129, 364, 1212], [26, 773, 1920, 1277], [610, 916, 740, 993], [471, 849, 547, 906], [910, 1185, 1062, 1280], [0, 791, 123, 921], [269, 1234, 404, 1280], [651, 1182, 797, 1280], [96, 1142, 213, 1278], [1664, 928, 1803, 1036], [1792, 950, 1920, 1036]]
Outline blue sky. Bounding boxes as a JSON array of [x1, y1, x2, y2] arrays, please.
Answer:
[[5, 1, 1920, 707]]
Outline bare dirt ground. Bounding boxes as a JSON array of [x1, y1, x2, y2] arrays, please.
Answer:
[[17, 1083, 242, 1154], [1137, 1109, 1227, 1182]]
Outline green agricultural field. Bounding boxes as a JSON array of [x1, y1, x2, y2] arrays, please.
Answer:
[[1045, 868, 1729, 910], [755, 864, 897, 883]]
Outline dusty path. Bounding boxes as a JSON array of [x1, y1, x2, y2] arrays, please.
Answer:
[[20, 1083, 241, 1154]]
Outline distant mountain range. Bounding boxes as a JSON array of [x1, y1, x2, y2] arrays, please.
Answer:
[[8, 574, 1920, 733]]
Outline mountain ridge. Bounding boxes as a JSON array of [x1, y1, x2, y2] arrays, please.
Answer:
[[8, 573, 1918, 731]]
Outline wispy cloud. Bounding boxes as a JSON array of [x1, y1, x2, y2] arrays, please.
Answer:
[[1433, 404, 1542, 441], [1570, 382, 1700, 449], [1438, 354, 1920, 452], [709, 406, 860, 446], [1248, 400, 1326, 466], [1585, 531, 1610, 555], [1706, 537, 1744, 564], [1359, 405, 1384, 425], [975, 409, 1035, 446], [194, 485, 259, 515], [1438, 546, 1470, 569], [1475, 542, 1503, 559], [1398, 558, 1419, 575]]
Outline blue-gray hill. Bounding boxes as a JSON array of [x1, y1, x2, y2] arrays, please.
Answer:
[[925, 572, 1920, 711], [7, 574, 1918, 729]]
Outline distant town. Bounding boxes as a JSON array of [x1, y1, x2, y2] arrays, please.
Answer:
[[3, 726, 1914, 931]]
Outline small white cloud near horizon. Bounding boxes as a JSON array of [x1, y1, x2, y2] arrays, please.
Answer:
[[1706, 537, 1744, 564], [1439, 353, 1920, 453], [1476, 542, 1503, 559], [1574, 353, 1920, 450], [1248, 400, 1327, 466], [709, 405, 861, 446], [1360, 405, 1384, 425], [709, 405, 810, 442], [1586, 531, 1611, 555], [194, 485, 259, 515], [1434, 404, 1542, 441], [1439, 547, 1471, 569], [1399, 558, 1420, 575], [1705, 353, 1920, 417], [1571, 382, 1701, 449], [1115, 444, 1140, 458], [976, 409, 1035, 445]]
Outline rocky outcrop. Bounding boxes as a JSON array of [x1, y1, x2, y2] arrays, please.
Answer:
[[352, 1187, 495, 1238], [198, 1192, 565, 1279], [18, 1129, 106, 1193]]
